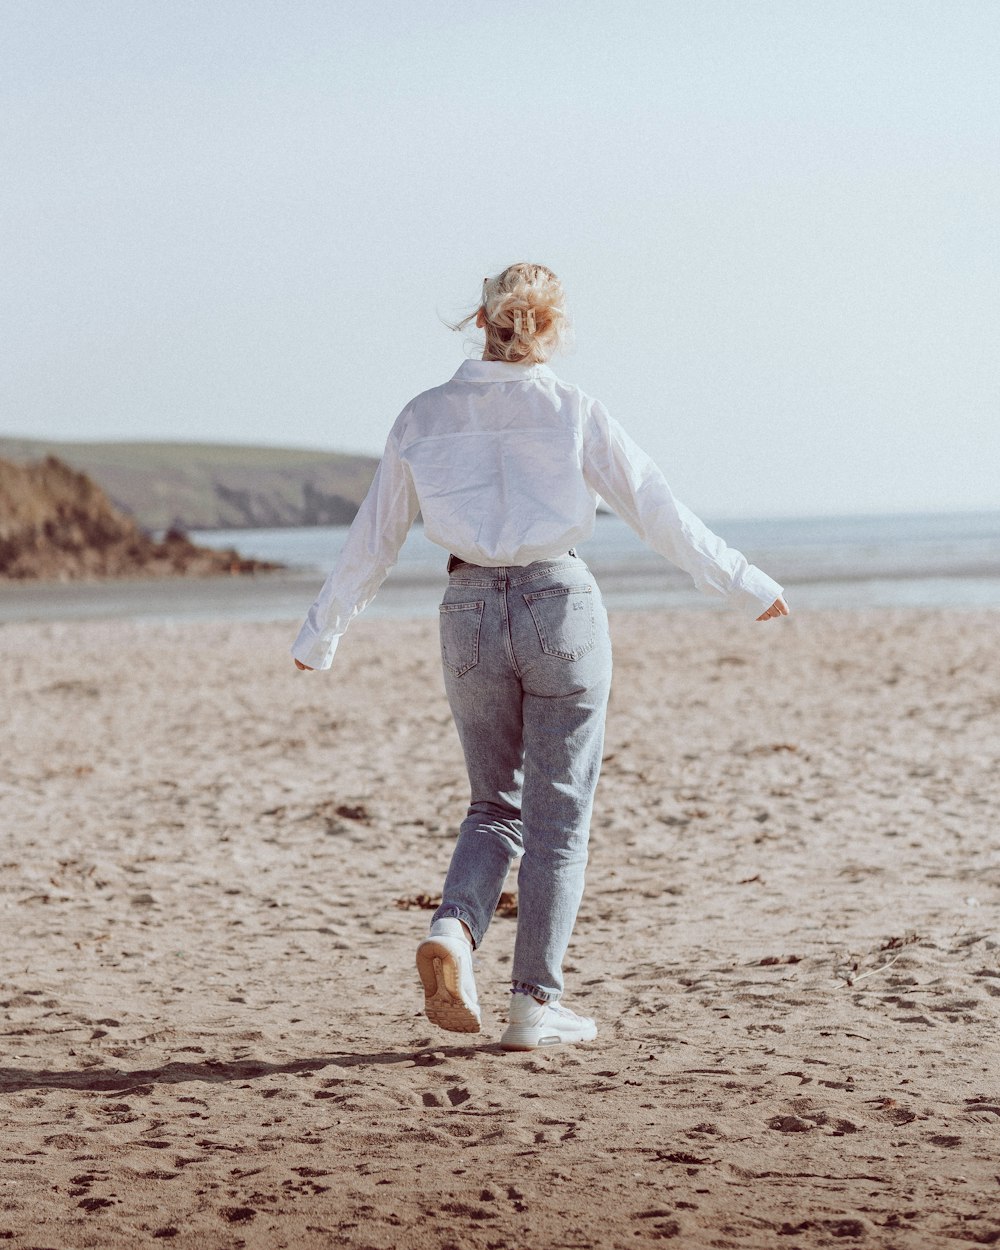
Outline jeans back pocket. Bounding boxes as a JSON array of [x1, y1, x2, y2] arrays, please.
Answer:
[[439, 600, 485, 676], [523, 585, 596, 660]]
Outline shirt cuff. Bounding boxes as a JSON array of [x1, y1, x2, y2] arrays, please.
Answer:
[[291, 623, 341, 670], [731, 565, 784, 621]]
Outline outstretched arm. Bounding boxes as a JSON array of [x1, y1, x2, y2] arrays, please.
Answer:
[[582, 400, 786, 621], [290, 424, 420, 670]]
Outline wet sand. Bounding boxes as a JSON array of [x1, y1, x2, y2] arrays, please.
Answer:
[[2, 608, 999, 1248]]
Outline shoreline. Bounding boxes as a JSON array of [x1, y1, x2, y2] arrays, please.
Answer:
[[3, 565, 1000, 625]]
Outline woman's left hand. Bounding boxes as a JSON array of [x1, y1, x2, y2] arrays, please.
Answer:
[[756, 596, 789, 621], [294, 659, 314, 671]]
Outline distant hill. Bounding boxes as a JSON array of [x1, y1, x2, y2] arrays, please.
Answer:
[[0, 437, 379, 532], [0, 455, 280, 580]]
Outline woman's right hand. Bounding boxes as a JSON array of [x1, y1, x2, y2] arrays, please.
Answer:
[[756, 596, 789, 621]]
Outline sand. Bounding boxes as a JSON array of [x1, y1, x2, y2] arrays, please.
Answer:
[[2, 607, 999, 1249]]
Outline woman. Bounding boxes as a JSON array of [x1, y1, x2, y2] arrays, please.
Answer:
[[291, 262, 787, 1051]]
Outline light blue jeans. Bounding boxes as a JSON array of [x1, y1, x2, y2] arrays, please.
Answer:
[[431, 553, 613, 1003]]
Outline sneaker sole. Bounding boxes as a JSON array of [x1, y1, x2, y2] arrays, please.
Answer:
[[499, 1020, 598, 1051], [416, 939, 481, 1034]]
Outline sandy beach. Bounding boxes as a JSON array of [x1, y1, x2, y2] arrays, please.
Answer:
[[2, 607, 999, 1249]]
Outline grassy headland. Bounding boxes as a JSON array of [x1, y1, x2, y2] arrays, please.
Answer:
[[0, 437, 378, 531]]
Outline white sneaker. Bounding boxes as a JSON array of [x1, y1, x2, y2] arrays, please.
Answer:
[[416, 928, 481, 1034], [499, 993, 597, 1050]]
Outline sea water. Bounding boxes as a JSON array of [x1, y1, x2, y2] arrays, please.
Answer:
[[1, 511, 998, 623], [187, 509, 1000, 611]]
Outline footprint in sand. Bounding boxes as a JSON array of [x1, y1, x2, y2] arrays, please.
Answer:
[[219, 1206, 256, 1224]]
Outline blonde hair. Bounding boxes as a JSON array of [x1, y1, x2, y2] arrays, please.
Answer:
[[451, 262, 570, 364]]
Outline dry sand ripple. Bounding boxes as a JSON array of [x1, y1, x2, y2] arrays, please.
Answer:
[[2, 608, 999, 1248]]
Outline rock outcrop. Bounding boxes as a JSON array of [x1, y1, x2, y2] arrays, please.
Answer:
[[0, 456, 280, 580]]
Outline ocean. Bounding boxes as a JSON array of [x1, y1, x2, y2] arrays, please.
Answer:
[[2, 511, 999, 624]]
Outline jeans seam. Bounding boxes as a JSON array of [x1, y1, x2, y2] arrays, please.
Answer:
[[499, 580, 521, 678]]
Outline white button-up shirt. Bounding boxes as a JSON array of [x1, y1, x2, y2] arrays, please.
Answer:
[[291, 358, 783, 669]]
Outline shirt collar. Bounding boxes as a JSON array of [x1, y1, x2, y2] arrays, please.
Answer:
[[452, 358, 556, 385]]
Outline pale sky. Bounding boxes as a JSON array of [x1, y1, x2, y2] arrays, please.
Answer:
[[2, 0, 998, 517]]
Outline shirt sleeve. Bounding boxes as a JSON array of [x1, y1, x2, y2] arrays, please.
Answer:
[[290, 421, 420, 669], [581, 400, 783, 620]]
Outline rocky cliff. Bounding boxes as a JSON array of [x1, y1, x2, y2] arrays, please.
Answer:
[[0, 456, 280, 580]]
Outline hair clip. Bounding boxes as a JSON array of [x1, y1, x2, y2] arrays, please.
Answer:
[[512, 309, 536, 336]]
